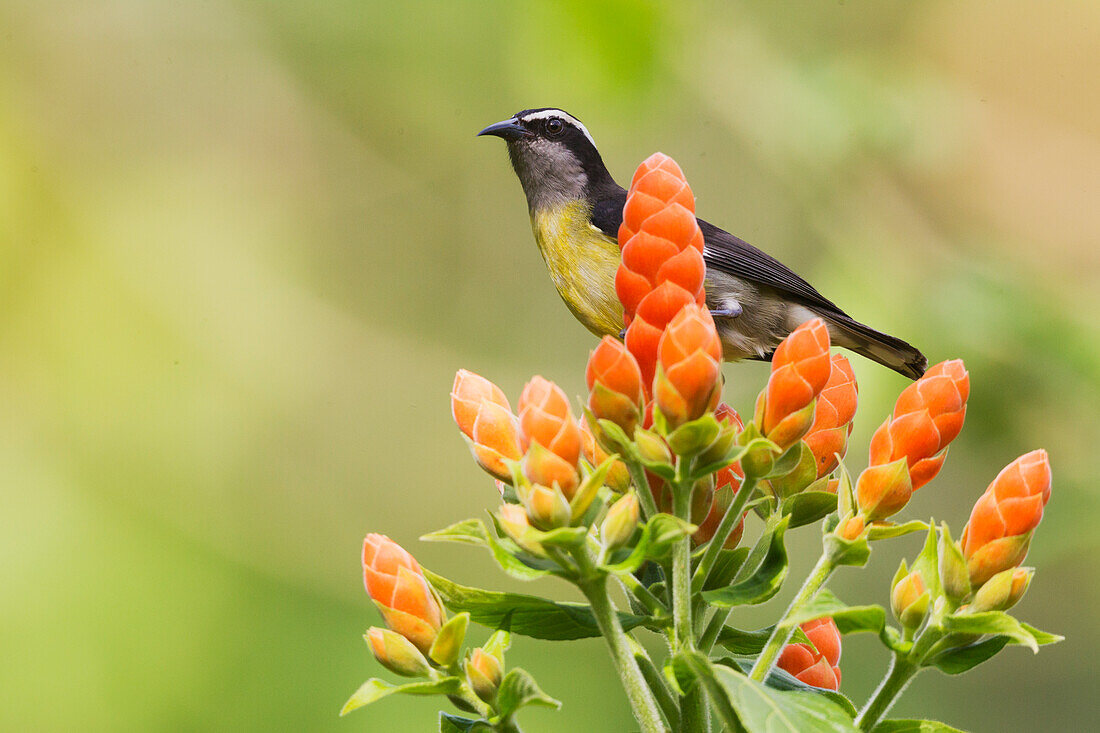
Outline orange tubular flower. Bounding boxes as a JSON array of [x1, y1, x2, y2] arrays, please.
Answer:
[[586, 336, 644, 436], [777, 617, 842, 691], [451, 370, 522, 481], [653, 305, 723, 429], [803, 354, 858, 478], [616, 153, 708, 389], [518, 376, 583, 497], [362, 534, 444, 654], [856, 360, 970, 520], [960, 450, 1051, 586], [754, 319, 832, 450]]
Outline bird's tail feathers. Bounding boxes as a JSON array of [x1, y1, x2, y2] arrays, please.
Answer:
[[821, 311, 927, 380]]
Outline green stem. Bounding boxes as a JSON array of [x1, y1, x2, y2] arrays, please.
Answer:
[[691, 475, 758, 593], [671, 484, 695, 648], [617, 572, 668, 617], [626, 456, 660, 520], [855, 653, 918, 731], [749, 551, 836, 682], [575, 553, 668, 733]]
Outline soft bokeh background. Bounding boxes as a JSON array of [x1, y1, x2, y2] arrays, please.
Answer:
[[2, 1, 1097, 730]]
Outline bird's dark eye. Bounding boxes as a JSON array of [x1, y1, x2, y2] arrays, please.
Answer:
[[545, 118, 565, 136]]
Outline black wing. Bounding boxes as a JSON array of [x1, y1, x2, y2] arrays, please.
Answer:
[[589, 187, 845, 315]]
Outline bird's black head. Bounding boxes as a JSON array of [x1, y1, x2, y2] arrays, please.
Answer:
[[478, 108, 616, 210]]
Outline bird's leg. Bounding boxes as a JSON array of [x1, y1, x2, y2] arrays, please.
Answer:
[[710, 304, 742, 318]]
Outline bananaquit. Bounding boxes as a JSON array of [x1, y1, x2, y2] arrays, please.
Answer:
[[479, 108, 927, 379]]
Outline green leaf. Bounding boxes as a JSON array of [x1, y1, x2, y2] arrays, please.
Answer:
[[703, 547, 751, 591], [423, 570, 649, 640], [1020, 621, 1064, 646], [667, 413, 721, 456], [942, 611, 1040, 652], [789, 589, 888, 638], [782, 491, 838, 529], [870, 719, 966, 733], [866, 520, 930, 541], [824, 530, 870, 567], [694, 440, 754, 479], [677, 651, 858, 732], [422, 518, 491, 546], [703, 515, 790, 607], [717, 658, 858, 719], [495, 667, 561, 718], [429, 612, 470, 666], [601, 513, 695, 574], [925, 636, 1011, 674], [438, 712, 494, 732], [340, 677, 462, 716]]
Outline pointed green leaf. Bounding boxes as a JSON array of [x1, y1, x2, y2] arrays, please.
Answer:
[[824, 530, 870, 567], [702, 547, 751, 591], [667, 413, 721, 456], [429, 612, 470, 666], [925, 636, 1011, 674], [782, 491, 838, 529], [340, 677, 462, 716], [677, 651, 858, 732], [866, 520, 930, 542], [717, 657, 858, 719], [422, 518, 492, 546], [423, 569, 649, 640], [495, 667, 561, 718], [703, 515, 790, 607], [870, 719, 966, 732], [788, 589, 889, 638], [942, 611, 1040, 652]]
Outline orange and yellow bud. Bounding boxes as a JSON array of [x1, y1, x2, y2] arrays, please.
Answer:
[[970, 567, 1032, 613], [466, 647, 504, 704], [961, 450, 1051, 586], [518, 376, 582, 495], [777, 617, 842, 691], [601, 492, 641, 551], [362, 534, 443, 654], [586, 336, 644, 436], [367, 626, 432, 677], [451, 370, 522, 481], [497, 503, 546, 556], [754, 319, 832, 450], [890, 565, 930, 630], [520, 482, 572, 530], [653, 305, 723, 429], [804, 355, 858, 478], [868, 360, 970, 490]]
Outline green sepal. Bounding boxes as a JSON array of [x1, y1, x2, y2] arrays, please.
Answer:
[[835, 456, 856, 519], [633, 426, 676, 479], [666, 412, 721, 457], [824, 526, 870, 567], [600, 513, 695, 574], [495, 668, 561, 718], [427, 516, 561, 581], [867, 519, 930, 542], [782, 490, 838, 528], [909, 523, 945, 601], [702, 514, 789, 607], [767, 441, 818, 501], [429, 612, 470, 666], [571, 454, 617, 521], [591, 413, 634, 457], [940, 610, 1061, 654], [340, 677, 463, 716], [423, 569, 650, 640], [937, 522, 971, 603]]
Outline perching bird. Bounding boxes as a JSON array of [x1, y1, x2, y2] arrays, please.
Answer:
[[479, 108, 927, 379]]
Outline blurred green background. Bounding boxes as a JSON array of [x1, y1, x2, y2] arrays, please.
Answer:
[[2, 1, 1097, 730]]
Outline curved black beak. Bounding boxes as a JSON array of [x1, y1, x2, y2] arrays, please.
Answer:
[[477, 118, 529, 140]]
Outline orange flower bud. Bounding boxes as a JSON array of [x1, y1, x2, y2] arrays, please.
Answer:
[[586, 336, 644, 435], [451, 370, 522, 481], [777, 617, 842, 690], [855, 458, 914, 522], [653, 305, 722, 429], [367, 626, 432, 677], [868, 360, 969, 491], [961, 450, 1051, 586], [497, 503, 546, 556], [518, 377, 582, 465], [838, 514, 865, 540], [466, 647, 504, 703], [520, 482, 571, 530], [625, 281, 698, 389], [804, 355, 858, 478], [601, 492, 641, 551], [970, 567, 1033, 613], [754, 319, 831, 450], [362, 534, 443, 654]]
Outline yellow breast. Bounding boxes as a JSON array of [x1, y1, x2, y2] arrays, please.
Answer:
[[531, 201, 625, 337]]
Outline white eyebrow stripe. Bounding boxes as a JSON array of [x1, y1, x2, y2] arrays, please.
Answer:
[[518, 109, 596, 147]]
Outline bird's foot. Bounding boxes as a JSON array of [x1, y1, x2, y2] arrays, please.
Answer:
[[710, 305, 742, 319]]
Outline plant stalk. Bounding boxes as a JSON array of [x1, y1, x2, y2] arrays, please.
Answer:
[[577, 565, 668, 732], [748, 551, 836, 682], [625, 456, 660, 520], [855, 653, 918, 731], [691, 475, 758, 593]]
